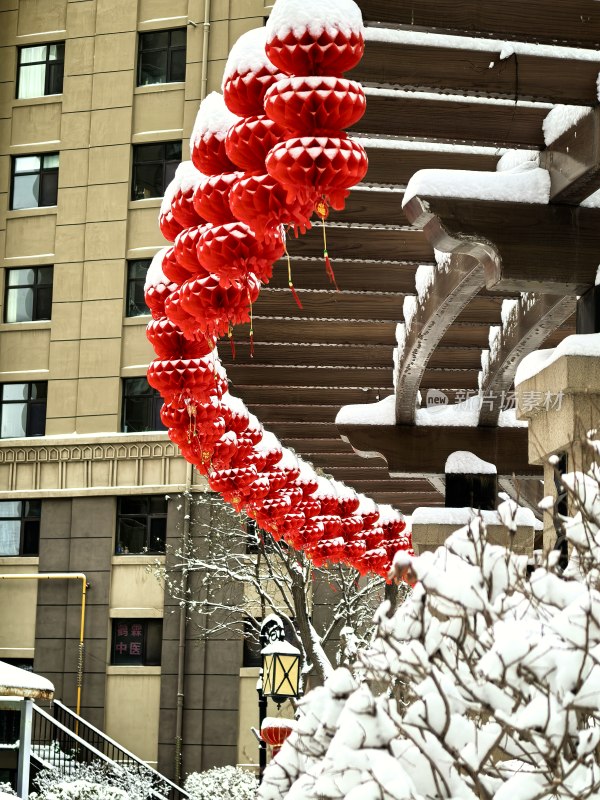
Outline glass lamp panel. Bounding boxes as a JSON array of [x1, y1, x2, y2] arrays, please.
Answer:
[[262, 653, 276, 695]]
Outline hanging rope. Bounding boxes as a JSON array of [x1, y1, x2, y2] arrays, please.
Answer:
[[315, 197, 338, 290]]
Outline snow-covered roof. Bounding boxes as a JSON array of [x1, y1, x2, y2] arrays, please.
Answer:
[[0, 660, 54, 700]]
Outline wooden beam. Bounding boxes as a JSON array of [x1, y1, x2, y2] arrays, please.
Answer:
[[395, 254, 485, 423], [352, 39, 600, 106], [357, 1, 600, 48], [235, 386, 391, 406], [542, 108, 600, 205], [254, 289, 404, 321], [404, 195, 600, 294], [268, 259, 421, 294], [288, 222, 432, 262], [237, 319, 397, 346], [338, 423, 541, 478], [479, 294, 577, 426], [222, 342, 394, 369], [352, 93, 548, 148], [229, 365, 392, 388], [364, 143, 500, 186]]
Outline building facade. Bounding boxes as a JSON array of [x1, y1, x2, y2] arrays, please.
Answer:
[[0, 0, 275, 780]]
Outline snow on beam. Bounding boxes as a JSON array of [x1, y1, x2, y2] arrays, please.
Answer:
[[337, 423, 541, 478], [541, 107, 600, 205], [403, 194, 600, 295]]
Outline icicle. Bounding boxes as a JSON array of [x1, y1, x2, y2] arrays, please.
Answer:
[[315, 197, 339, 290], [228, 324, 236, 360], [283, 226, 303, 309]]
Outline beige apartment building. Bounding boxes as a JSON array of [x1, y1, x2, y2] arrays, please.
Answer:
[[0, 0, 277, 781]]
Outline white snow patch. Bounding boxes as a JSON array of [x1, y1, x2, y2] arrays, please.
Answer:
[[403, 296, 417, 330], [160, 161, 204, 216], [191, 92, 240, 147], [403, 165, 550, 206], [582, 187, 600, 208], [336, 394, 395, 426], [515, 333, 600, 385], [364, 85, 552, 109], [0, 660, 54, 698], [222, 27, 277, 85], [543, 105, 593, 146], [266, 0, 364, 43], [445, 451, 497, 475], [351, 135, 506, 158], [496, 149, 539, 172], [412, 506, 536, 527]]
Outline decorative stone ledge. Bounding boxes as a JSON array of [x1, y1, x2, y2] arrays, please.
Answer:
[[0, 432, 207, 498]]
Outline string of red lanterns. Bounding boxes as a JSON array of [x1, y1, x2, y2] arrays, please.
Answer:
[[145, 0, 412, 578]]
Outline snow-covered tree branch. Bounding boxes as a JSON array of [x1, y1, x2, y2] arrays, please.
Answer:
[[260, 436, 600, 799], [156, 494, 388, 682]]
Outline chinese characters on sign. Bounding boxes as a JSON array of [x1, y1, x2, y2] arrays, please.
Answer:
[[113, 621, 144, 664]]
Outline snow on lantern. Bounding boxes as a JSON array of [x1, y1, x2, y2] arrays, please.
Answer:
[[261, 717, 295, 756]]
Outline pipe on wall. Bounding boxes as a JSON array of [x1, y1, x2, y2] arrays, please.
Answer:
[[200, 0, 211, 101]]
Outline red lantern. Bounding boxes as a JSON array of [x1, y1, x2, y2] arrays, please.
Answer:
[[146, 318, 212, 359], [193, 172, 242, 225], [264, 77, 366, 135], [229, 173, 313, 243], [190, 92, 239, 176], [167, 161, 206, 229], [179, 272, 261, 340], [266, 136, 368, 211], [222, 27, 284, 117], [261, 718, 294, 756], [225, 116, 286, 173], [144, 249, 178, 320], [197, 222, 284, 287], [147, 356, 219, 404], [162, 246, 190, 286], [164, 286, 207, 342], [159, 208, 184, 242], [173, 225, 209, 274], [265, 0, 365, 78]]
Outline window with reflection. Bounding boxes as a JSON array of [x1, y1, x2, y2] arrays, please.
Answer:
[[137, 29, 186, 86], [116, 495, 168, 554], [4, 266, 53, 323], [11, 154, 59, 210], [0, 500, 41, 556], [126, 260, 150, 317], [17, 42, 64, 99], [0, 383, 47, 438]]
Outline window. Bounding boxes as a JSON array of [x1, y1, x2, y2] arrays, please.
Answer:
[[243, 617, 262, 667], [0, 500, 41, 556], [4, 266, 53, 323], [0, 383, 47, 438], [126, 260, 150, 317], [11, 153, 59, 210], [116, 495, 167, 554], [121, 378, 165, 433], [17, 42, 65, 99], [111, 619, 162, 666], [137, 28, 186, 86], [131, 141, 181, 201]]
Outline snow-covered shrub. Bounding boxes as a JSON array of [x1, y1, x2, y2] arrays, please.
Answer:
[[0, 783, 16, 797], [185, 765, 258, 800], [30, 762, 154, 800], [260, 455, 600, 800]]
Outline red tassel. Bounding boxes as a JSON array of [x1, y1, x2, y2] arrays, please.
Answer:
[[289, 281, 303, 309], [249, 330, 255, 358], [228, 327, 236, 360], [324, 251, 339, 291]]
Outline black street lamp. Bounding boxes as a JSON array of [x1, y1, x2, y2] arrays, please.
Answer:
[[256, 616, 301, 781]]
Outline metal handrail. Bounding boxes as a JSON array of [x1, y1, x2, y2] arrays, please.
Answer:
[[31, 704, 170, 800], [52, 700, 189, 800]]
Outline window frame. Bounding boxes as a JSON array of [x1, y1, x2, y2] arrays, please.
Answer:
[[0, 382, 47, 439], [131, 141, 181, 201], [4, 265, 53, 323], [16, 42, 65, 99], [110, 618, 163, 666], [137, 28, 186, 87], [116, 495, 168, 555], [10, 153, 59, 211], [0, 500, 41, 556], [126, 260, 151, 317], [121, 377, 166, 433]]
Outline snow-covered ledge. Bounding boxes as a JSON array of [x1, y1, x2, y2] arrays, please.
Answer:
[[411, 505, 537, 556], [516, 334, 600, 554]]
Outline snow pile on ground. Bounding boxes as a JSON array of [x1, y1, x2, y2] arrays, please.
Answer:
[[260, 461, 600, 799]]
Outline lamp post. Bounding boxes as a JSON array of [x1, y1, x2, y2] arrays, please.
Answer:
[[256, 616, 301, 782]]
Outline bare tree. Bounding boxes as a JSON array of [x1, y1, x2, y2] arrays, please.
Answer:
[[156, 493, 389, 683]]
